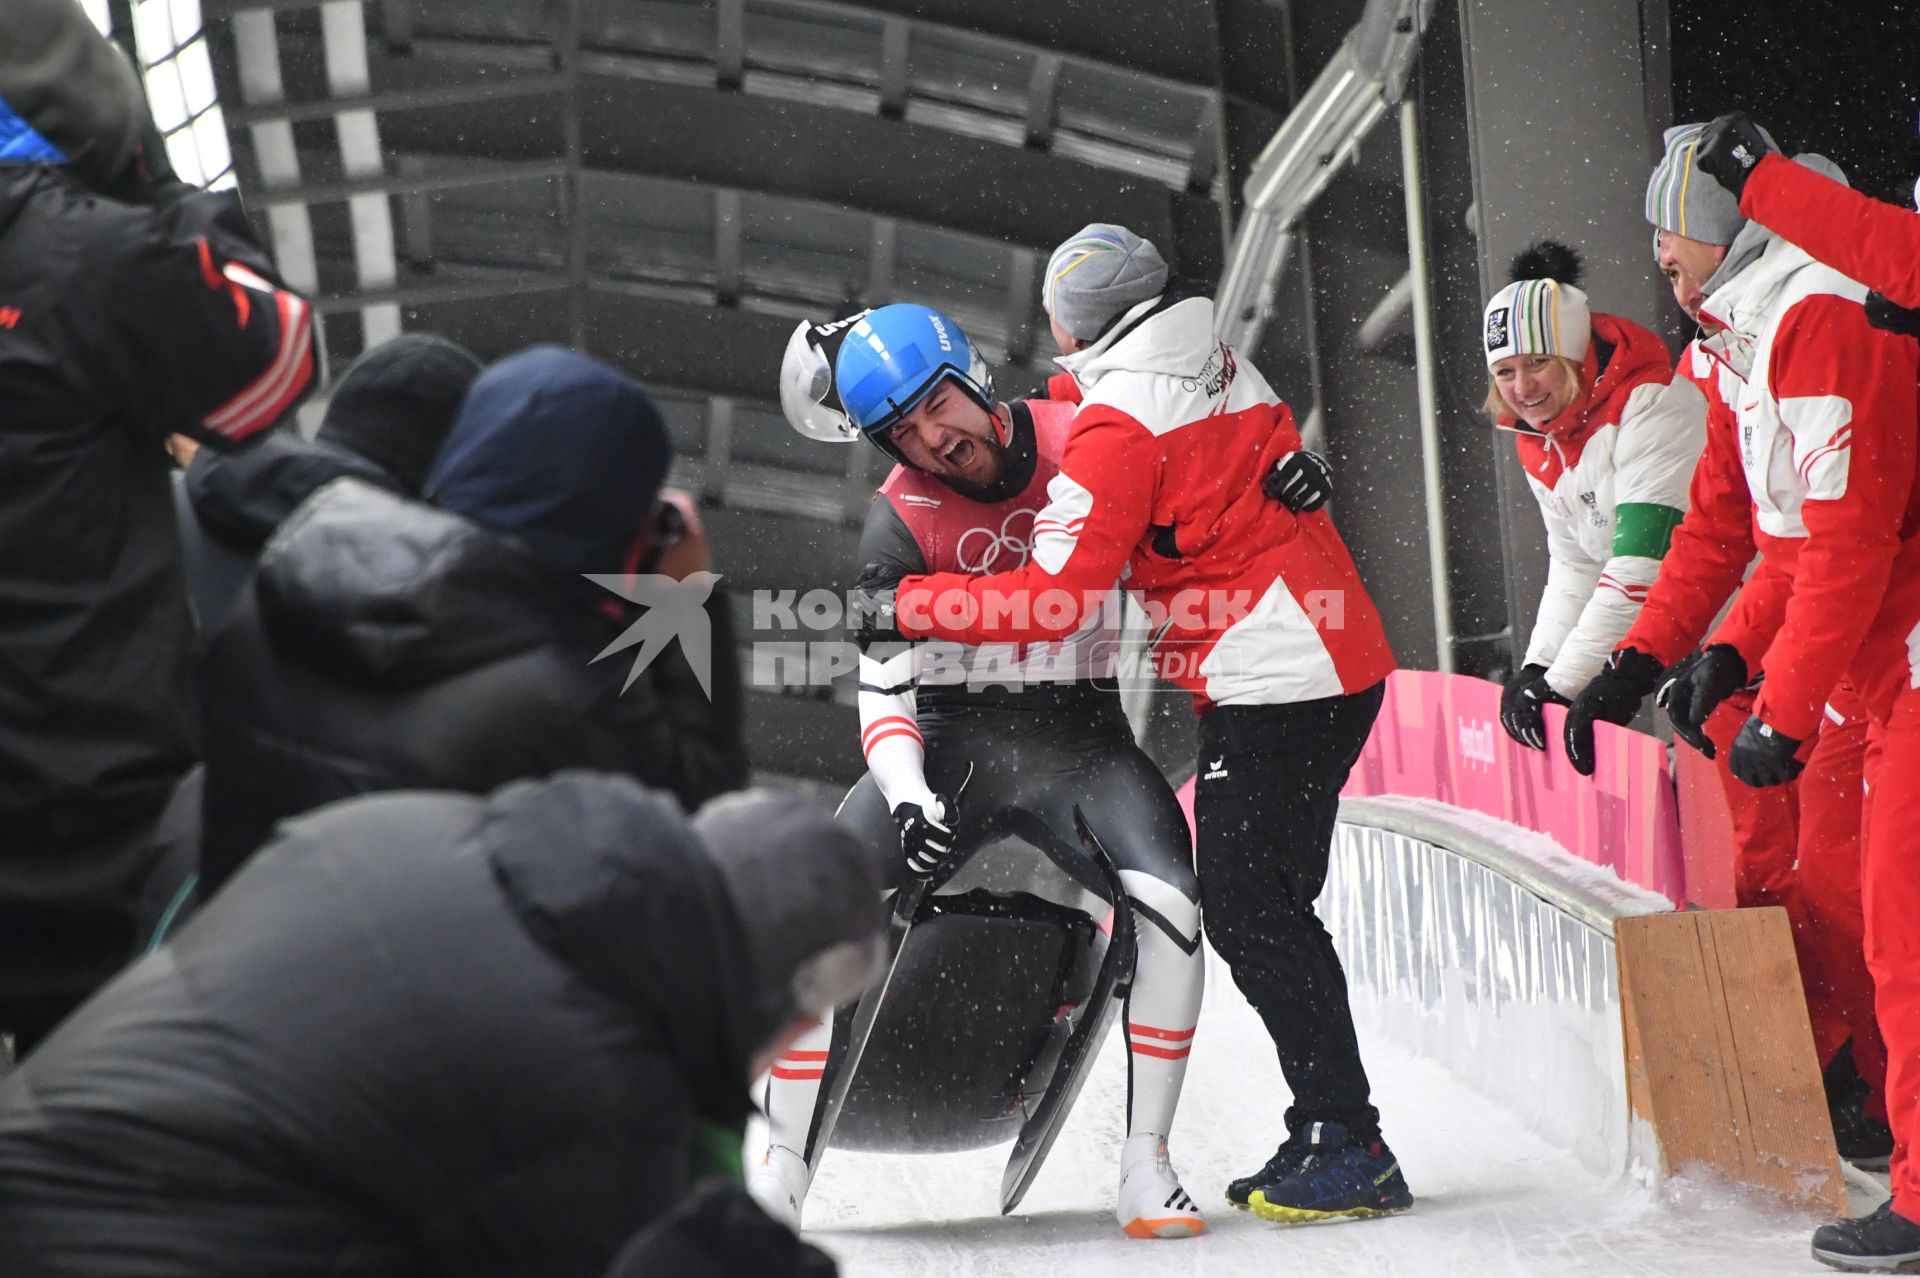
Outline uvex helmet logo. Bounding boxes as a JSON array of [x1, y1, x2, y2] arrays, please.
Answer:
[[810, 309, 872, 342], [928, 314, 953, 352], [1485, 306, 1510, 352]]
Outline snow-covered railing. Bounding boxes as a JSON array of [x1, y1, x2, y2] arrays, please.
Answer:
[[1326, 794, 1672, 1178]]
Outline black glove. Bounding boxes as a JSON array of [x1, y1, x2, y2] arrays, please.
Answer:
[[1696, 111, 1777, 200], [1563, 648, 1663, 777], [1656, 644, 1750, 759], [893, 794, 959, 879], [846, 579, 903, 647], [1867, 291, 1920, 338], [1728, 715, 1805, 787], [1499, 663, 1567, 752], [1263, 449, 1334, 513]]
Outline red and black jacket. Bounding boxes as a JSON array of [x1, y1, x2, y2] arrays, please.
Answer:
[[0, 167, 315, 835]]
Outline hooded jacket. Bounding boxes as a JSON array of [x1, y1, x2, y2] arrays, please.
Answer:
[[0, 774, 771, 1278], [172, 334, 482, 633], [196, 346, 746, 889], [0, 0, 147, 193], [173, 433, 397, 631], [0, 153, 314, 843], [1623, 211, 1920, 739], [1502, 312, 1707, 696], [196, 476, 747, 890], [895, 288, 1392, 711]]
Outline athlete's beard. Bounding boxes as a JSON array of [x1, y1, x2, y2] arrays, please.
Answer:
[[932, 430, 1012, 501]]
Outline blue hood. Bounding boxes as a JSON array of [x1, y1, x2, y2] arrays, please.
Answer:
[[0, 96, 66, 167], [424, 345, 671, 580]]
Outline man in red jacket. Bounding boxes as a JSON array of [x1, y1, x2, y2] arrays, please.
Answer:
[[1693, 110, 1920, 1272], [1599, 126, 1890, 1169], [864, 224, 1408, 1225], [1698, 111, 1920, 319]]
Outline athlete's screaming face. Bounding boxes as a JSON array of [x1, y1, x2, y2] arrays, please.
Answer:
[[885, 379, 1010, 497]]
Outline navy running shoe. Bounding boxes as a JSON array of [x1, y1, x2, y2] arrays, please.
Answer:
[[1812, 1199, 1920, 1273], [1245, 1121, 1414, 1224], [1226, 1130, 1309, 1209]]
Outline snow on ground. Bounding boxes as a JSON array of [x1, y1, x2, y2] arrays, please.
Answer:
[[763, 951, 1838, 1278]]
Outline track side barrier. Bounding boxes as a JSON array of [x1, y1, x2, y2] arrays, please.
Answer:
[[1328, 795, 1845, 1210], [1327, 794, 1667, 1178]]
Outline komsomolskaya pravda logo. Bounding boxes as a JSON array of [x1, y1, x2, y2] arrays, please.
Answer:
[[584, 571, 722, 698]]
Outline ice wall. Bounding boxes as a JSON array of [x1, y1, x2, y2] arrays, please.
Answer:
[[1325, 794, 1671, 1178]]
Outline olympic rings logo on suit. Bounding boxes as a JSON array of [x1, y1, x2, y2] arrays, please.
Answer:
[[956, 509, 1036, 573]]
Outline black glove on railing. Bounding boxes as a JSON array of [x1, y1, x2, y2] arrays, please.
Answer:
[[1499, 663, 1567, 753], [1564, 648, 1663, 777]]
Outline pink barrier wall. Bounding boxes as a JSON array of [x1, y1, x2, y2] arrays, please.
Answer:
[[1171, 671, 1693, 905], [1336, 671, 1687, 903]]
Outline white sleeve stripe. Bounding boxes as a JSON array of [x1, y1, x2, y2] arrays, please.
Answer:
[[203, 289, 312, 437]]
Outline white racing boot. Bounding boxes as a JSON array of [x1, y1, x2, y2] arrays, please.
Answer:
[[748, 1143, 813, 1231], [1113, 869, 1206, 1240], [1116, 1132, 1205, 1239]]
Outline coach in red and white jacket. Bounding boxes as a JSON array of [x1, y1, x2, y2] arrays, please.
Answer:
[[1591, 154, 1920, 764], [1571, 130, 1920, 1268], [891, 225, 1411, 1221], [1690, 113, 1920, 1268]]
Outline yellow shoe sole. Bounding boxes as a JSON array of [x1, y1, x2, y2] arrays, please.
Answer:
[[1245, 1191, 1410, 1225]]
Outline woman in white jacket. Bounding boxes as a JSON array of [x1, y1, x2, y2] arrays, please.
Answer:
[[1484, 242, 1708, 754]]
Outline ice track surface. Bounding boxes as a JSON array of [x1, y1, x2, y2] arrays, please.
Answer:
[[756, 950, 1841, 1278]]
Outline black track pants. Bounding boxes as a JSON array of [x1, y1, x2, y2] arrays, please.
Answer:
[[1193, 681, 1385, 1141]]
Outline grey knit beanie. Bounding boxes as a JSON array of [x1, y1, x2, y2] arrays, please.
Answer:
[[1042, 224, 1170, 342], [1645, 120, 1779, 248], [692, 790, 889, 1034]]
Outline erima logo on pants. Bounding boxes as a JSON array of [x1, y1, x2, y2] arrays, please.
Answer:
[[1203, 757, 1229, 780]]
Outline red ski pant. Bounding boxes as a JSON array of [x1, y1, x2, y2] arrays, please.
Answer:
[[1865, 684, 1920, 1216], [1708, 686, 1881, 1109]]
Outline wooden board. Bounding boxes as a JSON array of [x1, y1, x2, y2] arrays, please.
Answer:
[[1616, 907, 1846, 1214]]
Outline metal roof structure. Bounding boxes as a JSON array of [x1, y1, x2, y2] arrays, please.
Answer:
[[90, 0, 1293, 780]]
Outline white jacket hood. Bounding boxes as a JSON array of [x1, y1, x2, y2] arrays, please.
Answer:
[[1055, 292, 1218, 392]]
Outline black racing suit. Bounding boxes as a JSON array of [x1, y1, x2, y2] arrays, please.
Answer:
[[761, 400, 1203, 1172]]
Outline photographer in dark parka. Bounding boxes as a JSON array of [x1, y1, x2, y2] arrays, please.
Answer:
[[195, 345, 748, 893], [0, 774, 886, 1278], [173, 333, 484, 632]]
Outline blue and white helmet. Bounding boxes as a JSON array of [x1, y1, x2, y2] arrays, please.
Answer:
[[833, 304, 995, 464]]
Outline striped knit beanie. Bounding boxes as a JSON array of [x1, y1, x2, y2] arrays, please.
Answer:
[[1645, 120, 1778, 249], [1042, 224, 1169, 342], [1482, 277, 1591, 369]]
